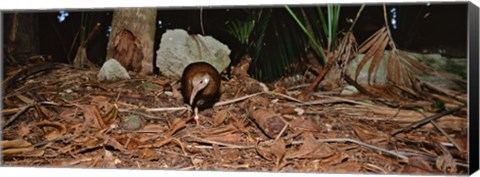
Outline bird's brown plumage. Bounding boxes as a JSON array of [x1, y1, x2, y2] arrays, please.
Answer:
[[181, 62, 221, 111]]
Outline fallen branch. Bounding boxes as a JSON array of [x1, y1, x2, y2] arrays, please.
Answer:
[[391, 105, 465, 136]]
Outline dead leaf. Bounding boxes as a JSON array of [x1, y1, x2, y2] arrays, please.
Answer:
[[141, 124, 168, 132], [38, 106, 56, 119], [278, 106, 296, 115], [106, 137, 126, 151], [18, 122, 31, 138], [409, 156, 433, 172], [206, 133, 244, 145], [112, 135, 140, 150], [78, 105, 105, 129], [202, 123, 239, 136], [1, 139, 32, 149], [319, 152, 349, 166], [356, 27, 387, 81], [286, 133, 335, 159], [15, 94, 35, 104], [2, 147, 34, 155], [140, 148, 154, 159], [166, 118, 187, 137], [289, 118, 322, 133], [270, 138, 286, 166], [103, 150, 117, 168], [35, 121, 67, 141], [1, 139, 34, 155], [171, 84, 183, 100], [436, 153, 456, 173], [352, 125, 388, 144], [17, 149, 45, 157], [214, 110, 228, 127], [401, 164, 437, 174], [272, 86, 287, 95], [326, 161, 362, 173], [256, 138, 286, 165], [59, 109, 79, 122], [102, 104, 118, 125]]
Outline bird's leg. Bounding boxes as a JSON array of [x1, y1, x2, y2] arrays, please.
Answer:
[[185, 104, 192, 117], [194, 107, 200, 126]]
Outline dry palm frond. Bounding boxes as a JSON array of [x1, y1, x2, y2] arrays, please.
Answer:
[[334, 32, 358, 78], [354, 24, 465, 102], [355, 26, 428, 86], [355, 26, 389, 85]]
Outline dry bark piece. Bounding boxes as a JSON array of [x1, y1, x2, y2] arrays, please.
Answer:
[[249, 108, 286, 139]]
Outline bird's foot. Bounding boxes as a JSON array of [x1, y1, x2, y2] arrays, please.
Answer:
[[194, 115, 200, 126], [194, 107, 200, 127]]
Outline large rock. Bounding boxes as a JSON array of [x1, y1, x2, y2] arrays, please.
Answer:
[[156, 29, 231, 78]]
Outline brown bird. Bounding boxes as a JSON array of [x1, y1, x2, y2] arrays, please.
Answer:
[[181, 62, 221, 124]]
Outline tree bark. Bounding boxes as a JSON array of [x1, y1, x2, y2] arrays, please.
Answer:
[[106, 8, 156, 75]]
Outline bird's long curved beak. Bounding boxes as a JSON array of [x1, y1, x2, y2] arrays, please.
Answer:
[[189, 85, 200, 105]]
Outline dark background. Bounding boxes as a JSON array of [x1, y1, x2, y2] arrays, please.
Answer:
[[3, 3, 468, 72]]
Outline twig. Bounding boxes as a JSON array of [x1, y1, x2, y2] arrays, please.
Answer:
[[275, 123, 289, 141], [286, 84, 310, 91], [33, 134, 77, 147], [185, 135, 255, 149], [343, 73, 377, 98], [214, 91, 303, 107], [300, 54, 335, 97], [2, 104, 33, 128], [292, 138, 409, 160], [391, 105, 464, 136], [431, 120, 463, 151], [348, 4, 365, 32], [119, 106, 188, 113], [304, 94, 373, 106], [213, 92, 263, 107], [422, 81, 467, 104], [200, 8, 205, 35], [268, 91, 303, 103]]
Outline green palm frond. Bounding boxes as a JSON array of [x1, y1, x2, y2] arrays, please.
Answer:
[[225, 18, 255, 45]]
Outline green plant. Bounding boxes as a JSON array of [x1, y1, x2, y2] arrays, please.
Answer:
[[225, 6, 343, 82], [226, 8, 299, 82], [225, 16, 255, 45], [286, 4, 341, 64]]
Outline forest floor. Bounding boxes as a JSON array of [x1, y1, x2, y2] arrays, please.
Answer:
[[1, 62, 469, 175]]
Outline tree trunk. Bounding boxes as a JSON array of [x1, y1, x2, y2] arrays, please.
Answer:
[[106, 8, 156, 75], [3, 13, 40, 66]]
